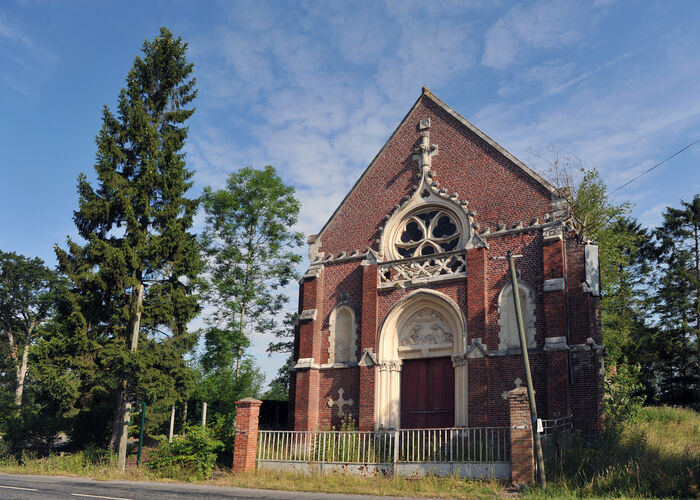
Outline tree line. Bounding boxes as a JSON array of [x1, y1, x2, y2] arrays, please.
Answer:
[[537, 154, 699, 418], [0, 28, 300, 465], [0, 28, 697, 467]]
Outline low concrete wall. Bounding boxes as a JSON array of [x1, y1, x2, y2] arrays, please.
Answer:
[[258, 461, 511, 479]]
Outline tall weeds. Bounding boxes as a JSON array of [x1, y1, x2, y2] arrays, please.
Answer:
[[533, 406, 699, 498]]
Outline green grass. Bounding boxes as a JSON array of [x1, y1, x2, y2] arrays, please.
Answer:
[[212, 469, 504, 499], [525, 406, 699, 499], [0, 406, 697, 498], [0, 451, 503, 498]]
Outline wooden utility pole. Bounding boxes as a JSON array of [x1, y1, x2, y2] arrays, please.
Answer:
[[507, 250, 546, 488]]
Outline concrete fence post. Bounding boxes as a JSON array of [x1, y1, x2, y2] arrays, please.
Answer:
[[233, 398, 262, 473], [509, 387, 535, 485]]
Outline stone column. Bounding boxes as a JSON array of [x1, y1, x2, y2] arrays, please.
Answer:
[[233, 398, 262, 473], [509, 387, 534, 485], [453, 355, 469, 427]]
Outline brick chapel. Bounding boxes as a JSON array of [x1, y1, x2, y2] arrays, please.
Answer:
[[290, 88, 604, 435]]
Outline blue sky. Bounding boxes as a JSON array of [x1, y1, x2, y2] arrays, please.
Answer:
[[2, 0, 699, 386]]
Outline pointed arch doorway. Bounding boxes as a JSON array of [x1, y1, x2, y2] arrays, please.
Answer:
[[375, 290, 467, 429]]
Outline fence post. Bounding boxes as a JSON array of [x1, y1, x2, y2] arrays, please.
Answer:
[[509, 387, 535, 485], [392, 430, 400, 477], [233, 398, 262, 473]]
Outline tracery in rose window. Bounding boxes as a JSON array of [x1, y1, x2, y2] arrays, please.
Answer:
[[395, 208, 460, 258]]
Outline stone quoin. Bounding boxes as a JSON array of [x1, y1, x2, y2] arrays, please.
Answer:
[[289, 88, 604, 435]]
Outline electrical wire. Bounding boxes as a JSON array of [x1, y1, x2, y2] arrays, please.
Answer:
[[610, 139, 700, 195]]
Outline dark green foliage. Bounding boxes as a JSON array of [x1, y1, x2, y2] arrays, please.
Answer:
[[604, 364, 645, 423], [0, 251, 60, 409], [191, 359, 264, 454], [264, 311, 297, 401], [50, 27, 202, 448], [200, 166, 303, 378], [263, 355, 294, 401], [148, 424, 223, 480], [646, 195, 700, 405]]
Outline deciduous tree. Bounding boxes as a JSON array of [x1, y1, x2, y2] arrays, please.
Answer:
[[200, 166, 303, 380], [0, 251, 59, 407]]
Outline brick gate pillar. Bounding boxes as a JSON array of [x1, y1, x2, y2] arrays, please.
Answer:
[[233, 398, 262, 473], [509, 387, 534, 485]]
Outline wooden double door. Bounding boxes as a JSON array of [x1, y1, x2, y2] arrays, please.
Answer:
[[399, 356, 454, 428]]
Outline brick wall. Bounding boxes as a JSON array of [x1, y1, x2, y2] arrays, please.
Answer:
[[289, 91, 603, 436], [317, 95, 552, 257]]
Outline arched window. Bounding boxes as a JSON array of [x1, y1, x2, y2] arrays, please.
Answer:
[[497, 281, 536, 350], [328, 305, 357, 364], [394, 208, 461, 258]]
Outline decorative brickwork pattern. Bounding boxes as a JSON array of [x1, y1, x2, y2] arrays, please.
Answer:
[[233, 398, 262, 473]]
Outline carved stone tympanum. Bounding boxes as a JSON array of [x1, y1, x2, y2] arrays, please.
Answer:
[[399, 308, 453, 346]]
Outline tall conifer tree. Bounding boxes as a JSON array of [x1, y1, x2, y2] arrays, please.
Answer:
[[649, 195, 700, 404], [54, 28, 201, 467]]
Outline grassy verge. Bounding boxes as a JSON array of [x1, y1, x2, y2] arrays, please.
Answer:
[[525, 406, 699, 498], [213, 469, 504, 498], [0, 406, 696, 498], [0, 453, 504, 498]]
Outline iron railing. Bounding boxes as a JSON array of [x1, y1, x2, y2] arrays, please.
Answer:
[[398, 427, 509, 462], [257, 427, 509, 464], [540, 415, 573, 436], [257, 430, 394, 464]]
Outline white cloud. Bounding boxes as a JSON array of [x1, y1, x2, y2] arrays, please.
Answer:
[[482, 0, 584, 69]]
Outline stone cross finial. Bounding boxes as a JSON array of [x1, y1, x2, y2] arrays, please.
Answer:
[[502, 378, 525, 400], [327, 388, 353, 416], [413, 128, 438, 176]]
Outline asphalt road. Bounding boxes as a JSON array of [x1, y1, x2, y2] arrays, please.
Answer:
[[0, 473, 425, 500]]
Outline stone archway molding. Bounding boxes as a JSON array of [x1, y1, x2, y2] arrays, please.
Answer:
[[375, 289, 468, 429]]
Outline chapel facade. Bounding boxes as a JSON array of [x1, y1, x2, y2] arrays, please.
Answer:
[[289, 89, 604, 435]]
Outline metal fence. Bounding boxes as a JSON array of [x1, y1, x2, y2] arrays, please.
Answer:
[[257, 430, 395, 464], [540, 415, 573, 437], [257, 427, 509, 465], [398, 427, 509, 463]]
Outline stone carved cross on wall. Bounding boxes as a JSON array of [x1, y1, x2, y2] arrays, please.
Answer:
[[501, 378, 525, 400], [413, 126, 438, 176], [327, 388, 353, 416]]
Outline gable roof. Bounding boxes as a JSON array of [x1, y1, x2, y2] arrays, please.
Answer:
[[310, 88, 557, 244]]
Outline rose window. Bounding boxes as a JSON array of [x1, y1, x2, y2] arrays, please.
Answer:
[[395, 208, 460, 258]]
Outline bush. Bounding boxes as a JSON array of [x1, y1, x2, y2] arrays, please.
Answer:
[[604, 363, 645, 424], [147, 424, 223, 481]]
